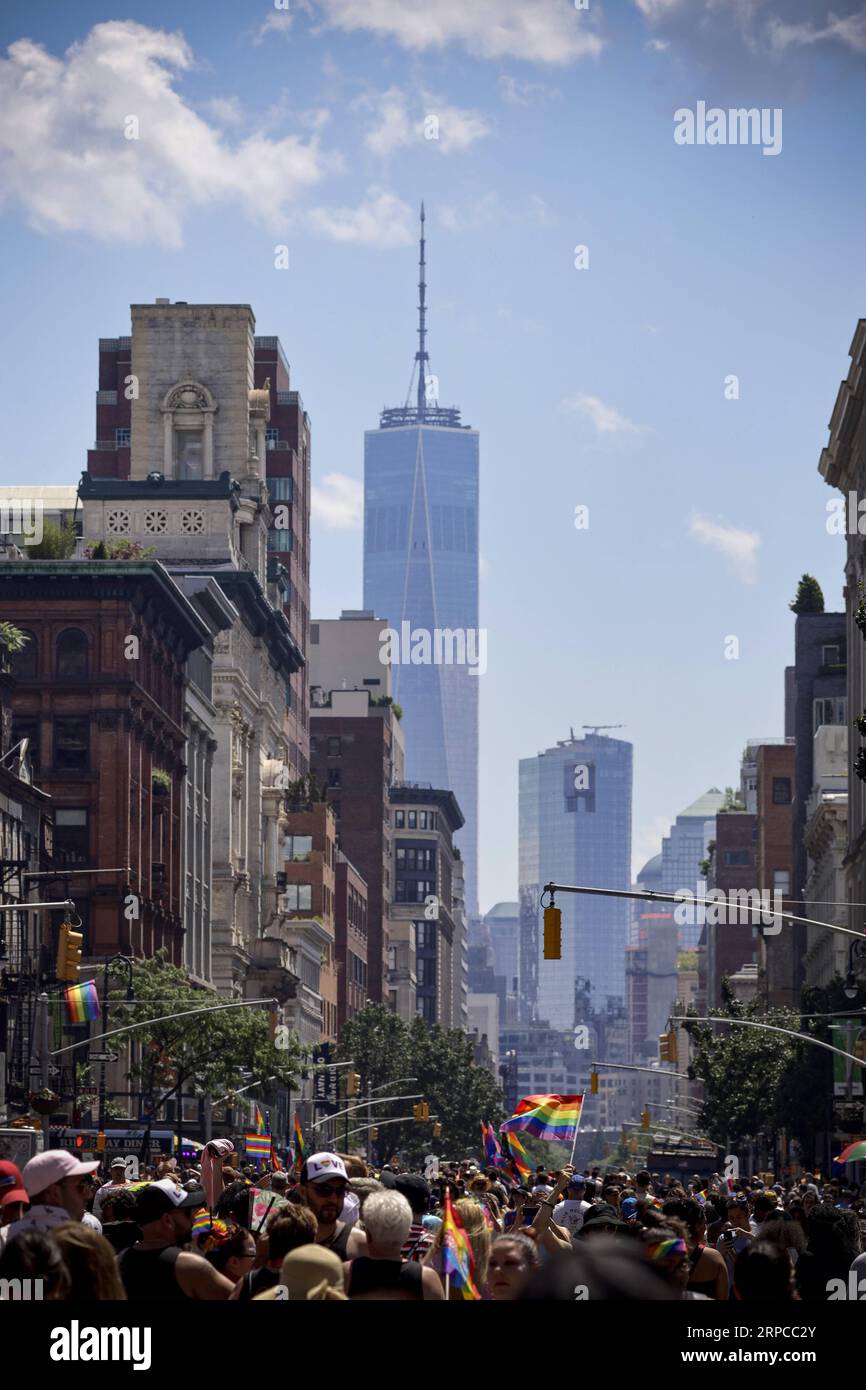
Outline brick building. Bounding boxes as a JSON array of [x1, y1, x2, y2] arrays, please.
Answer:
[[756, 743, 795, 1006], [335, 851, 368, 1031], [704, 810, 758, 1008], [0, 560, 210, 963], [310, 689, 404, 1006], [277, 800, 338, 1043]]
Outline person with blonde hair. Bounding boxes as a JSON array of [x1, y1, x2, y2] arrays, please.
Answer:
[[424, 1197, 491, 1299], [52, 1223, 127, 1301]]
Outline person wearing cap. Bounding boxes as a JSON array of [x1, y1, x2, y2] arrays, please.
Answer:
[[0, 1149, 101, 1250], [0, 1160, 28, 1227], [93, 1156, 132, 1224], [552, 1173, 592, 1243], [117, 1178, 234, 1300], [300, 1153, 367, 1261]]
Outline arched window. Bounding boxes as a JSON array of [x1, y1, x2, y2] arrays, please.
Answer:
[[9, 629, 37, 678], [56, 628, 89, 678], [161, 382, 217, 480]]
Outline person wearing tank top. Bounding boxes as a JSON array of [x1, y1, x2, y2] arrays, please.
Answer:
[[301, 1153, 367, 1261], [343, 1188, 445, 1300], [117, 1178, 234, 1301]]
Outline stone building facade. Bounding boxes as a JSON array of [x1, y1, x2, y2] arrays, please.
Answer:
[[79, 302, 308, 1014]]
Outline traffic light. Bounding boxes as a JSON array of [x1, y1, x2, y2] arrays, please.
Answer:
[[590, 1070, 599, 1095], [641, 1108, 651, 1132], [56, 920, 83, 981], [543, 905, 561, 960], [412, 1102, 430, 1122], [370, 1127, 378, 1140], [96, 1131, 106, 1153], [658, 1030, 679, 1065], [346, 1071, 360, 1097], [854, 1038, 866, 1061], [432, 1121, 442, 1137]]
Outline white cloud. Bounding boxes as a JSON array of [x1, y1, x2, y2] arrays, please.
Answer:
[[311, 473, 363, 530], [768, 9, 866, 54], [307, 187, 414, 246], [0, 22, 332, 248], [647, 37, 671, 51], [561, 392, 643, 436], [634, 0, 686, 17], [363, 87, 412, 156], [498, 73, 560, 106], [313, 0, 603, 64], [438, 193, 500, 232], [252, 11, 296, 45], [204, 96, 244, 125], [688, 514, 760, 584], [361, 86, 490, 156]]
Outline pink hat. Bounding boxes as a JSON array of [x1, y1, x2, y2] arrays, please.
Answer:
[[22, 1149, 100, 1198]]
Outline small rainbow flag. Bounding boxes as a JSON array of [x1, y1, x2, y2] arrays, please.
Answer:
[[441, 1187, 480, 1300], [63, 980, 100, 1025], [481, 1120, 506, 1170], [245, 1133, 271, 1159], [293, 1112, 306, 1165], [500, 1094, 584, 1145], [504, 1131, 531, 1184], [271, 1143, 283, 1172], [192, 1207, 212, 1234], [254, 1104, 266, 1135]]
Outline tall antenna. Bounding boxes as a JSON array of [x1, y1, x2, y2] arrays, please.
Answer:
[[416, 201, 428, 420]]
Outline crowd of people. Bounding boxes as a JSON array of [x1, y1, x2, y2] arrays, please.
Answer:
[[0, 1143, 864, 1301]]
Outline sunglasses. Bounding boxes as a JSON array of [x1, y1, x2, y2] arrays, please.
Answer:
[[313, 1182, 347, 1198]]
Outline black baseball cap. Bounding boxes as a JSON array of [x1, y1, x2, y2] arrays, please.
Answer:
[[135, 1178, 206, 1223]]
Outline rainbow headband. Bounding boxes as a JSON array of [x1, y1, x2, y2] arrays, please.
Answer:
[[646, 1236, 687, 1265]]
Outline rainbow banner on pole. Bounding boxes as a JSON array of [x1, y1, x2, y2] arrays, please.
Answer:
[[63, 980, 100, 1025], [500, 1094, 584, 1145], [293, 1112, 306, 1165], [481, 1120, 506, 1170], [504, 1131, 531, 1184], [441, 1187, 480, 1300], [245, 1133, 271, 1160]]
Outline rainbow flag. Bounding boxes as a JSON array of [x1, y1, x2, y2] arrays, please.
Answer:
[[254, 1104, 266, 1136], [441, 1187, 480, 1300], [500, 1094, 584, 1144], [504, 1131, 531, 1184], [481, 1120, 506, 1169], [293, 1112, 306, 1165], [63, 980, 100, 1025], [192, 1207, 212, 1235], [835, 1139, 866, 1164], [245, 1133, 271, 1159], [271, 1143, 283, 1172]]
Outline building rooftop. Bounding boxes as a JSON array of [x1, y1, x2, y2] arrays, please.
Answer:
[[677, 788, 725, 820]]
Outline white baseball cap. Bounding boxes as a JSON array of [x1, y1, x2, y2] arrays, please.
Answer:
[[304, 1153, 348, 1184], [22, 1149, 100, 1198]]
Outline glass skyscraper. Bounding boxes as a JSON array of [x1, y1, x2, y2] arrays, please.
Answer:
[[519, 731, 633, 1029], [363, 207, 480, 917]]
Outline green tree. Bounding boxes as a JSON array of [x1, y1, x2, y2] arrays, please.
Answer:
[[789, 574, 824, 615], [682, 987, 802, 1151], [112, 952, 305, 1130], [337, 1003, 504, 1164], [0, 621, 28, 654], [25, 518, 77, 559]]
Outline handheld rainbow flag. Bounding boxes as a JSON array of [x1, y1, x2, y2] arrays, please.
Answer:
[[481, 1120, 506, 1169], [192, 1207, 212, 1235], [245, 1132, 271, 1160], [63, 980, 100, 1025], [504, 1131, 531, 1184], [293, 1112, 306, 1165], [500, 1094, 584, 1145], [835, 1139, 866, 1164], [441, 1187, 481, 1300], [271, 1142, 283, 1172], [254, 1104, 266, 1135]]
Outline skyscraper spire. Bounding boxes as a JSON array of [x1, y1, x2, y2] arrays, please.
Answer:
[[416, 201, 428, 420]]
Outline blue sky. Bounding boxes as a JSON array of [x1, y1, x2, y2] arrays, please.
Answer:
[[1, 0, 865, 913]]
